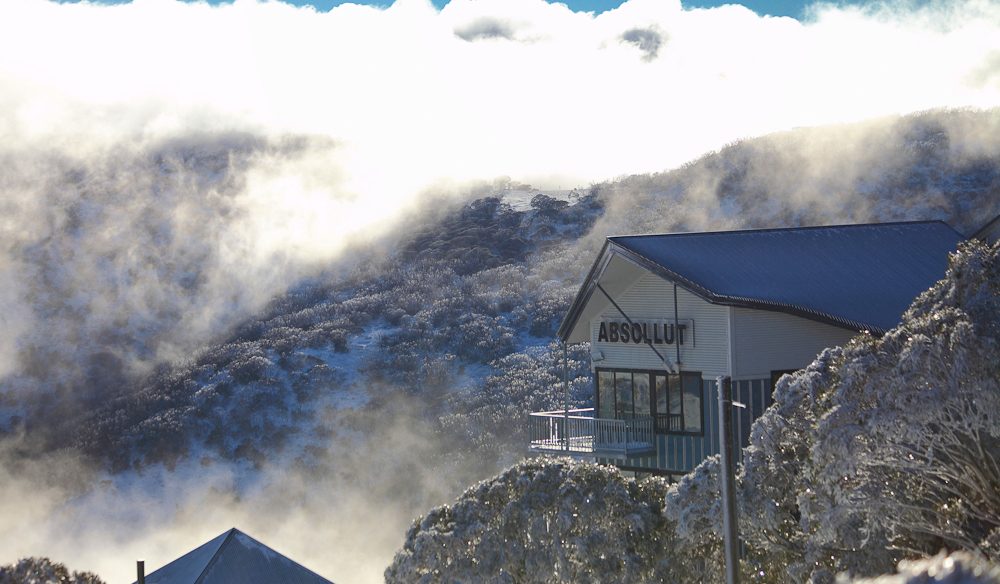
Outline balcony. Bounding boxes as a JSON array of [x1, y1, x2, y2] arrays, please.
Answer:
[[528, 408, 656, 458]]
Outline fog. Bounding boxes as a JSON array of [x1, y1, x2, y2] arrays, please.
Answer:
[[4, 0, 1000, 183], [1, 0, 999, 582], [2, 0, 998, 383], [0, 395, 492, 583]]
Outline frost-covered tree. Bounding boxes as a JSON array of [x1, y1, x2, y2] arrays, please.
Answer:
[[841, 552, 1000, 584], [0, 557, 104, 584], [663, 455, 726, 582], [805, 240, 1000, 573], [665, 240, 1000, 583], [385, 458, 679, 584]]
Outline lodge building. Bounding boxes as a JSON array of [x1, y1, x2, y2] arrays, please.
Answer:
[[529, 220, 966, 478]]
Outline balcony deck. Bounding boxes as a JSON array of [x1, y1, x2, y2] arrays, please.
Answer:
[[528, 408, 656, 459]]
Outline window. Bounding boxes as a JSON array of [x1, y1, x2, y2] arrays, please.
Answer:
[[598, 370, 615, 418], [615, 372, 633, 418], [596, 368, 703, 435]]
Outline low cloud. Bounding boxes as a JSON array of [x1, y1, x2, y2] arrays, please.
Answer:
[[455, 17, 519, 41], [620, 26, 665, 61], [0, 399, 485, 584], [2, 0, 998, 184]]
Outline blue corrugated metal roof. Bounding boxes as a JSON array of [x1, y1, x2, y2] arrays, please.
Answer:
[[140, 530, 230, 584], [606, 221, 963, 334], [138, 528, 333, 584]]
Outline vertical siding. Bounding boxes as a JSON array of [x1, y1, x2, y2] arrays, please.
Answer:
[[708, 379, 719, 457], [591, 273, 730, 377], [732, 307, 856, 378], [657, 377, 772, 474], [751, 379, 763, 420]]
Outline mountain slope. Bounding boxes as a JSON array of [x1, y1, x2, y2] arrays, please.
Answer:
[[1, 108, 999, 584]]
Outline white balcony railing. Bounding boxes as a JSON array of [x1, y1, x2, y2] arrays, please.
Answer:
[[528, 408, 655, 458]]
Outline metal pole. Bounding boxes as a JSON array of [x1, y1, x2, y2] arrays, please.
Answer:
[[716, 375, 740, 584], [563, 341, 570, 452], [137, 560, 146, 584]]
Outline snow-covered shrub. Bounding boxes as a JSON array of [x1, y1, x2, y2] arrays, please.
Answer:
[[841, 552, 1000, 584], [805, 241, 1000, 573], [454, 314, 517, 363], [438, 342, 592, 464], [664, 241, 1000, 583], [385, 458, 679, 584], [663, 455, 726, 582]]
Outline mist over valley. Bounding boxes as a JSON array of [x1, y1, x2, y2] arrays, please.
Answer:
[[1, 106, 999, 582]]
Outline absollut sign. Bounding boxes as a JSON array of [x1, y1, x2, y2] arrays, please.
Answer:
[[596, 319, 694, 346]]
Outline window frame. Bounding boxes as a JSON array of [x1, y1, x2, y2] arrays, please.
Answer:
[[595, 367, 704, 437]]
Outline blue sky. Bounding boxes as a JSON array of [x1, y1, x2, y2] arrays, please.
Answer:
[[63, 0, 877, 20], [299, 0, 826, 18]]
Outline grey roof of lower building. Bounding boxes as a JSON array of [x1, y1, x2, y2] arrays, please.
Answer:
[[137, 528, 333, 584]]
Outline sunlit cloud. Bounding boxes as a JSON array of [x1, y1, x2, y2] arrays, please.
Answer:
[[1, 0, 998, 185], [0, 0, 996, 379]]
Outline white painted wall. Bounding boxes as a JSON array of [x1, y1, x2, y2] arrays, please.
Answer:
[[590, 272, 730, 378], [731, 307, 857, 379]]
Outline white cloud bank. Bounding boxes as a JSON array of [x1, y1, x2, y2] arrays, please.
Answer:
[[0, 0, 996, 381], [2, 0, 999, 184]]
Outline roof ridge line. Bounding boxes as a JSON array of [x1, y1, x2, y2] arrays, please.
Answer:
[[607, 219, 954, 240], [193, 528, 237, 584]]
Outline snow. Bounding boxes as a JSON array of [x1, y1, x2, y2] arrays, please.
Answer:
[[500, 189, 578, 211]]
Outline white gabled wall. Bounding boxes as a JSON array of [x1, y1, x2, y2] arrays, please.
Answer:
[[731, 307, 857, 378], [590, 272, 730, 378]]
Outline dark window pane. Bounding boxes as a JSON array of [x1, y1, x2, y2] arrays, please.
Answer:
[[682, 373, 702, 432], [634, 373, 650, 416], [654, 374, 668, 414], [668, 375, 682, 416], [615, 372, 633, 418], [667, 374, 683, 432], [654, 374, 669, 433], [598, 371, 615, 419]]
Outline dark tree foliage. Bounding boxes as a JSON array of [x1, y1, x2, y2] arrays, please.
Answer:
[[0, 557, 104, 584], [386, 458, 680, 584], [67, 188, 603, 471]]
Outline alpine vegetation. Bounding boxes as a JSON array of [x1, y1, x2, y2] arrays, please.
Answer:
[[667, 239, 1000, 582], [1, 109, 999, 582], [385, 458, 678, 584], [0, 557, 104, 584], [843, 552, 1000, 584]]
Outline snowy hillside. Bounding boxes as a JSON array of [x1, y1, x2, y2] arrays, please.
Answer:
[[1, 108, 1000, 583]]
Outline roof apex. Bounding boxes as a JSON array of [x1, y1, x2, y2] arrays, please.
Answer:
[[138, 527, 333, 584]]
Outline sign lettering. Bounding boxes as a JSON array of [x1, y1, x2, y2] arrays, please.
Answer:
[[596, 319, 694, 346]]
